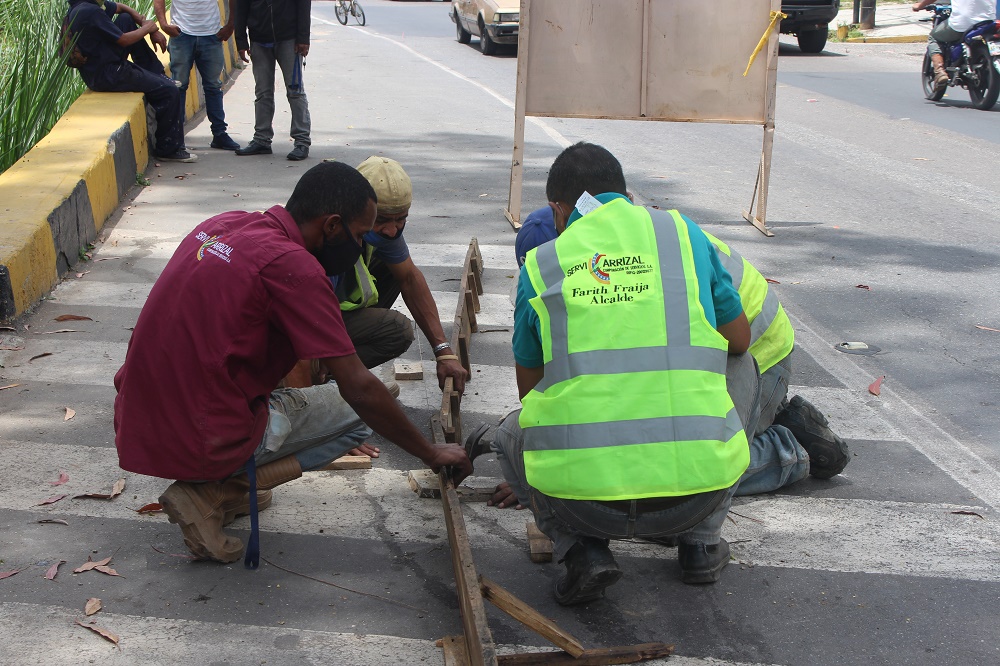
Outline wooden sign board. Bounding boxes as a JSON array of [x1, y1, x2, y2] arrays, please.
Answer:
[[507, 0, 781, 235]]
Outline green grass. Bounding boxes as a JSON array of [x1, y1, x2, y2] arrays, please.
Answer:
[[0, 0, 157, 175]]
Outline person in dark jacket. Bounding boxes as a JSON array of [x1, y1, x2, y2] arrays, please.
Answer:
[[64, 0, 196, 162], [233, 0, 311, 161]]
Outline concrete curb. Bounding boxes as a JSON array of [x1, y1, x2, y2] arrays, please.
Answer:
[[845, 35, 928, 44], [0, 1, 238, 321]]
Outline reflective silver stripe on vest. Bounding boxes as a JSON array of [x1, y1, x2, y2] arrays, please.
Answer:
[[353, 256, 374, 305], [525, 407, 745, 451], [535, 346, 724, 392], [534, 210, 705, 391], [714, 246, 745, 289], [750, 288, 781, 343]]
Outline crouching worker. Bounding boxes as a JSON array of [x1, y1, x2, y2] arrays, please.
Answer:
[[114, 162, 472, 563], [491, 142, 761, 605]]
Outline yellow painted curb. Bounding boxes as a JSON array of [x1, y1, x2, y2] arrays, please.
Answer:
[[0, 93, 147, 318]]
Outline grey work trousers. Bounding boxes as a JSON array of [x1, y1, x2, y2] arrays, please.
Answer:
[[250, 40, 311, 147], [492, 352, 762, 562]]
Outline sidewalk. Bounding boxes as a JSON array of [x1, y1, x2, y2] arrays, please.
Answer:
[[836, 1, 933, 43]]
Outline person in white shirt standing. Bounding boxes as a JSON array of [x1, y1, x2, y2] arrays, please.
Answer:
[[913, 0, 998, 90], [154, 0, 242, 150]]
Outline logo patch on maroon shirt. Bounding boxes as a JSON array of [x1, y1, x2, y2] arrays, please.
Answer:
[[195, 231, 235, 263]]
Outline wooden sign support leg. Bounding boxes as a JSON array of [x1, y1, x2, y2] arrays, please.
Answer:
[[505, 0, 531, 230], [743, 0, 781, 237]]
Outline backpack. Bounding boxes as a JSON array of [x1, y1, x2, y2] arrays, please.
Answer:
[[60, 11, 88, 69]]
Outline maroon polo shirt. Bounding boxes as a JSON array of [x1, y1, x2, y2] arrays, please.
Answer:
[[114, 205, 355, 481]]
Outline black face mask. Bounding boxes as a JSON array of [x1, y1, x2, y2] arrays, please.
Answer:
[[318, 219, 364, 276]]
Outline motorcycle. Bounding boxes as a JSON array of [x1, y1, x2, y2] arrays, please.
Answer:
[[921, 5, 1000, 110]]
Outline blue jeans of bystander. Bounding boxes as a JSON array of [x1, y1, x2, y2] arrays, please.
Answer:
[[168, 32, 228, 136]]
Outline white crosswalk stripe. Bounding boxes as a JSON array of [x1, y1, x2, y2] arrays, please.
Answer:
[[3, 441, 996, 582]]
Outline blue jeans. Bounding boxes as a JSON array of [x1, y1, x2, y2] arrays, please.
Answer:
[[168, 32, 228, 136], [253, 382, 371, 472], [493, 352, 769, 561], [250, 40, 311, 147]]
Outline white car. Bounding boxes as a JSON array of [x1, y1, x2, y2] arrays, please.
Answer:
[[450, 0, 519, 55]]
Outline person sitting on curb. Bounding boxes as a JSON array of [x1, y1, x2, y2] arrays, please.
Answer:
[[64, 0, 196, 163], [490, 142, 760, 604], [233, 0, 311, 160], [114, 161, 472, 563], [153, 0, 242, 151], [912, 0, 997, 90]]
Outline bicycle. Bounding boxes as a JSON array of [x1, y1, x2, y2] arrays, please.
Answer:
[[335, 0, 365, 26]]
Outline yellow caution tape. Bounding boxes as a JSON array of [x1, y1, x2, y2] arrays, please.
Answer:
[[743, 11, 787, 77]]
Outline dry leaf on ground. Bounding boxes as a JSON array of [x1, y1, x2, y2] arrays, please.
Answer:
[[136, 503, 163, 514], [36, 494, 68, 506], [84, 598, 102, 616], [0, 383, 21, 391], [54, 315, 92, 322], [44, 561, 66, 580], [855, 284, 872, 291], [50, 472, 70, 486], [0, 568, 23, 580], [0, 346, 24, 351], [74, 556, 113, 574], [64, 407, 76, 421], [29, 352, 53, 362], [765, 278, 780, 284], [41, 329, 81, 335], [94, 565, 120, 577], [37, 518, 69, 525], [75, 620, 119, 646], [974, 325, 1000, 333], [951, 510, 984, 519], [869, 375, 886, 396], [75, 478, 125, 500]]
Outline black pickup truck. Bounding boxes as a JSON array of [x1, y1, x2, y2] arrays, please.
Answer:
[[781, 0, 840, 53]]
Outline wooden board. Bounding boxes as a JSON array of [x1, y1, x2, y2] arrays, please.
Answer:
[[526, 522, 553, 563], [320, 455, 372, 471], [440, 635, 472, 666], [394, 361, 424, 380], [408, 469, 500, 503], [495, 643, 675, 665], [480, 576, 584, 658]]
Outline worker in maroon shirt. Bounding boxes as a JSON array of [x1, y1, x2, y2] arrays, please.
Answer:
[[114, 161, 472, 563]]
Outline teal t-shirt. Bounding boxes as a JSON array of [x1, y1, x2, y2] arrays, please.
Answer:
[[513, 196, 743, 368]]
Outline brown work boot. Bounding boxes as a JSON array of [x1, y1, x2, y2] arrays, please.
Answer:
[[160, 479, 249, 563], [931, 54, 948, 91], [222, 490, 274, 526]]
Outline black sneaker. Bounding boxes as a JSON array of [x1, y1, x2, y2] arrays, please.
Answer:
[[774, 395, 850, 479], [235, 141, 272, 156], [210, 133, 241, 151], [157, 149, 198, 163], [678, 538, 730, 584], [553, 538, 623, 606], [287, 145, 309, 161]]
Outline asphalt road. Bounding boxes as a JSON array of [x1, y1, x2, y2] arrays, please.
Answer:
[[1, 2, 999, 665]]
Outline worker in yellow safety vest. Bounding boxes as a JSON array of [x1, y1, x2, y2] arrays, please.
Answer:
[[490, 142, 764, 604], [280, 157, 470, 406]]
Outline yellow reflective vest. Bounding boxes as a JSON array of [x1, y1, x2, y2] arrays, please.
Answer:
[[519, 202, 749, 501], [704, 233, 794, 373], [339, 244, 379, 311]]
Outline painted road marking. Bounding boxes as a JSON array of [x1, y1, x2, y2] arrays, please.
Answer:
[[3, 441, 995, 582], [0, 601, 771, 666]]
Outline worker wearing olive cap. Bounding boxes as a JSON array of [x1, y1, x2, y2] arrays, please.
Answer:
[[283, 156, 469, 397]]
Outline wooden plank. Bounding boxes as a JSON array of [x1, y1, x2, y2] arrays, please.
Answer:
[[440, 635, 472, 666], [394, 361, 424, 380], [526, 522, 553, 563], [506, 0, 530, 229], [320, 455, 372, 471], [479, 576, 585, 658], [495, 643, 675, 666], [408, 469, 501, 503]]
